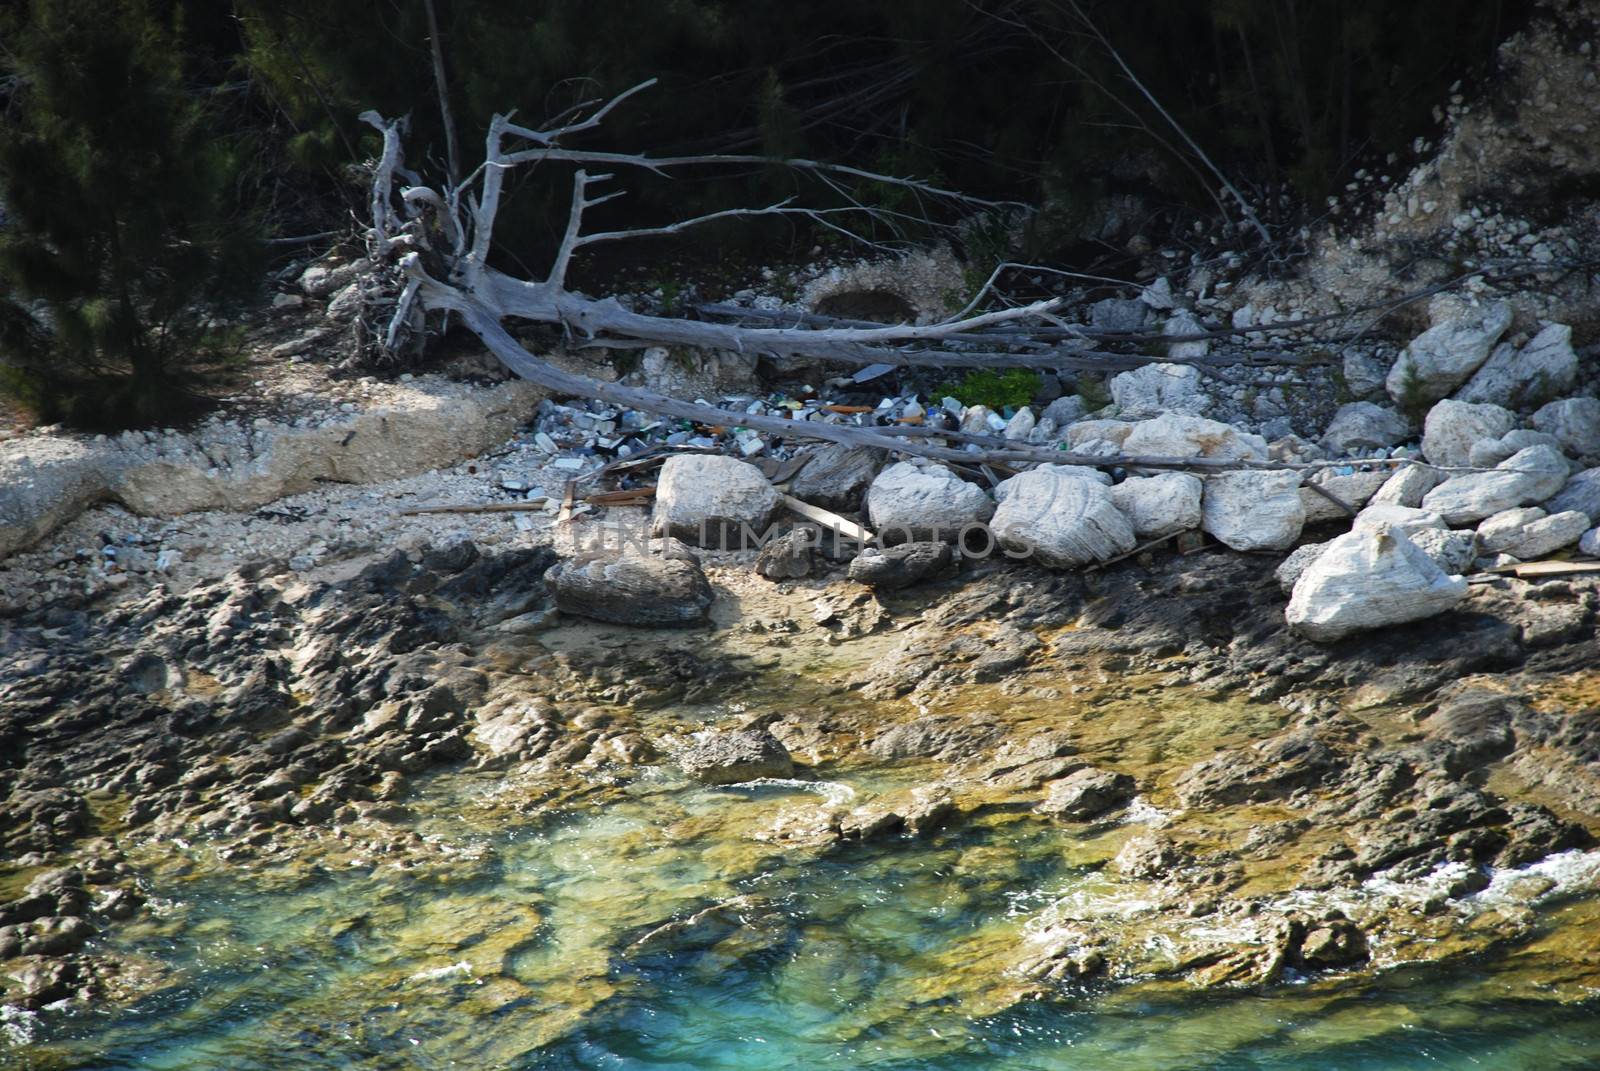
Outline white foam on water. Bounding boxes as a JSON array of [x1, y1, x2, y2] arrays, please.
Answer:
[[1476, 847, 1600, 906], [1119, 796, 1173, 828], [0, 1005, 40, 1047], [409, 960, 472, 982], [722, 778, 857, 806]]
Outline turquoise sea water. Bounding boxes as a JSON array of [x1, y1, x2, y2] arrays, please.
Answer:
[[6, 768, 1600, 1071]]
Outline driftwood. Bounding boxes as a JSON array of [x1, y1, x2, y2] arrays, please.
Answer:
[[353, 83, 1406, 474]]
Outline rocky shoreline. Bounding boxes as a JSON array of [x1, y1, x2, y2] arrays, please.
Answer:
[[3, 508, 1598, 1015]]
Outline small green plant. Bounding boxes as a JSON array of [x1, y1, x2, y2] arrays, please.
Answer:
[[1394, 359, 1430, 422], [1075, 375, 1112, 412], [936, 368, 1038, 411]]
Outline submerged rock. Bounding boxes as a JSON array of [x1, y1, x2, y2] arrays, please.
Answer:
[[1036, 767, 1135, 821], [677, 730, 793, 785], [1286, 527, 1468, 642]]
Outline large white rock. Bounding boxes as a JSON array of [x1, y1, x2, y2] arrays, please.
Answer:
[[1353, 502, 1446, 537], [1421, 399, 1516, 467], [1455, 323, 1578, 409], [1121, 414, 1267, 461], [1201, 471, 1305, 551], [1546, 467, 1600, 523], [1531, 397, 1600, 461], [1385, 298, 1512, 406], [1064, 419, 1134, 450], [1320, 403, 1410, 456], [1421, 444, 1571, 525], [866, 461, 994, 543], [991, 467, 1136, 568], [652, 454, 781, 547], [1286, 527, 1469, 642], [1370, 463, 1446, 508], [0, 438, 118, 559], [1109, 472, 1203, 538], [1300, 468, 1391, 523], [1109, 364, 1207, 417], [1478, 507, 1590, 559], [1467, 429, 1564, 468]]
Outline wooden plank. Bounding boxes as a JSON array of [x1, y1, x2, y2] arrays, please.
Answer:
[[780, 494, 874, 544]]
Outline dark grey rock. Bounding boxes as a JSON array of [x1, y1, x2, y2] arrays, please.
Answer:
[[678, 730, 793, 785], [546, 553, 714, 627], [847, 541, 953, 589]]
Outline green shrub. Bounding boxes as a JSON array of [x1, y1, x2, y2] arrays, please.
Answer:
[[935, 368, 1038, 411]]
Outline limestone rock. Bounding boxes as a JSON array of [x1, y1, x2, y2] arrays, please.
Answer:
[[1003, 407, 1036, 440], [1275, 541, 1331, 594], [1163, 309, 1209, 361], [866, 462, 993, 543], [652, 455, 780, 548], [1286, 527, 1469, 642], [1370, 463, 1446, 508], [1531, 397, 1600, 461], [1546, 467, 1600, 523], [1581, 528, 1600, 556], [755, 529, 816, 580], [1455, 323, 1578, 409], [1109, 363, 1206, 417], [1478, 507, 1590, 559], [1421, 399, 1516, 467], [1320, 402, 1410, 456], [1467, 429, 1564, 469], [787, 444, 881, 513], [1109, 472, 1203, 538], [1200, 471, 1305, 551], [1352, 502, 1446, 537], [677, 730, 793, 785], [0, 438, 118, 559], [1421, 444, 1572, 524], [1342, 347, 1390, 400], [1037, 767, 1136, 821], [847, 541, 953, 589], [1300, 468, 1390, 523], [991, 467, 1136, 568], [1385, 298, 1512, 405], [1121, 414, 1267, 461], [1090, 297, 1149, 331], [1407, 527, 1478, 574], [1064, 419, 1134, 450], [545, 553, 714, 627]]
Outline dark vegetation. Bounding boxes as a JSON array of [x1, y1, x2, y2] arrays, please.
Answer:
[[0, 0, 1529, 429]]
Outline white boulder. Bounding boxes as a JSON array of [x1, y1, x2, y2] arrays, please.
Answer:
[[1421, 399, 1516, 467], [1109, 472, 1203, 538], [1201, 471, 1305, 551], [1353, 502, 1446, 537], [1320, 403, 1410, 456], [1003, 407, 1037, 440], [1385, 298, 1512, 406], [1286, 527, 1469, 642], [1478, 507, 1590, 559], [991, 467, 1136, 568], [1163, 310, 1209, 361], [1109, 364, 1207, 417], [1122, 414, 1267, 461], [866, 462, 994, 543], [1421, 445, 1571, 525], [1455, 323, 1578, 409], [652, 455, 781, 547], [1370, 463, 1446, 508], [1531, 397, 1600, 461]]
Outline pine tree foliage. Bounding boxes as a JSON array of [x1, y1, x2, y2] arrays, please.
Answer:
[[0, 0, 261, 429]]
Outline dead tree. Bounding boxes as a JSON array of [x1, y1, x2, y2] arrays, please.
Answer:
[[354, 82, 1376, 475]]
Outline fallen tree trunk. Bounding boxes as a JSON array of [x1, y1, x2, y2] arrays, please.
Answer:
[[353, 82, 1381, 474]]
